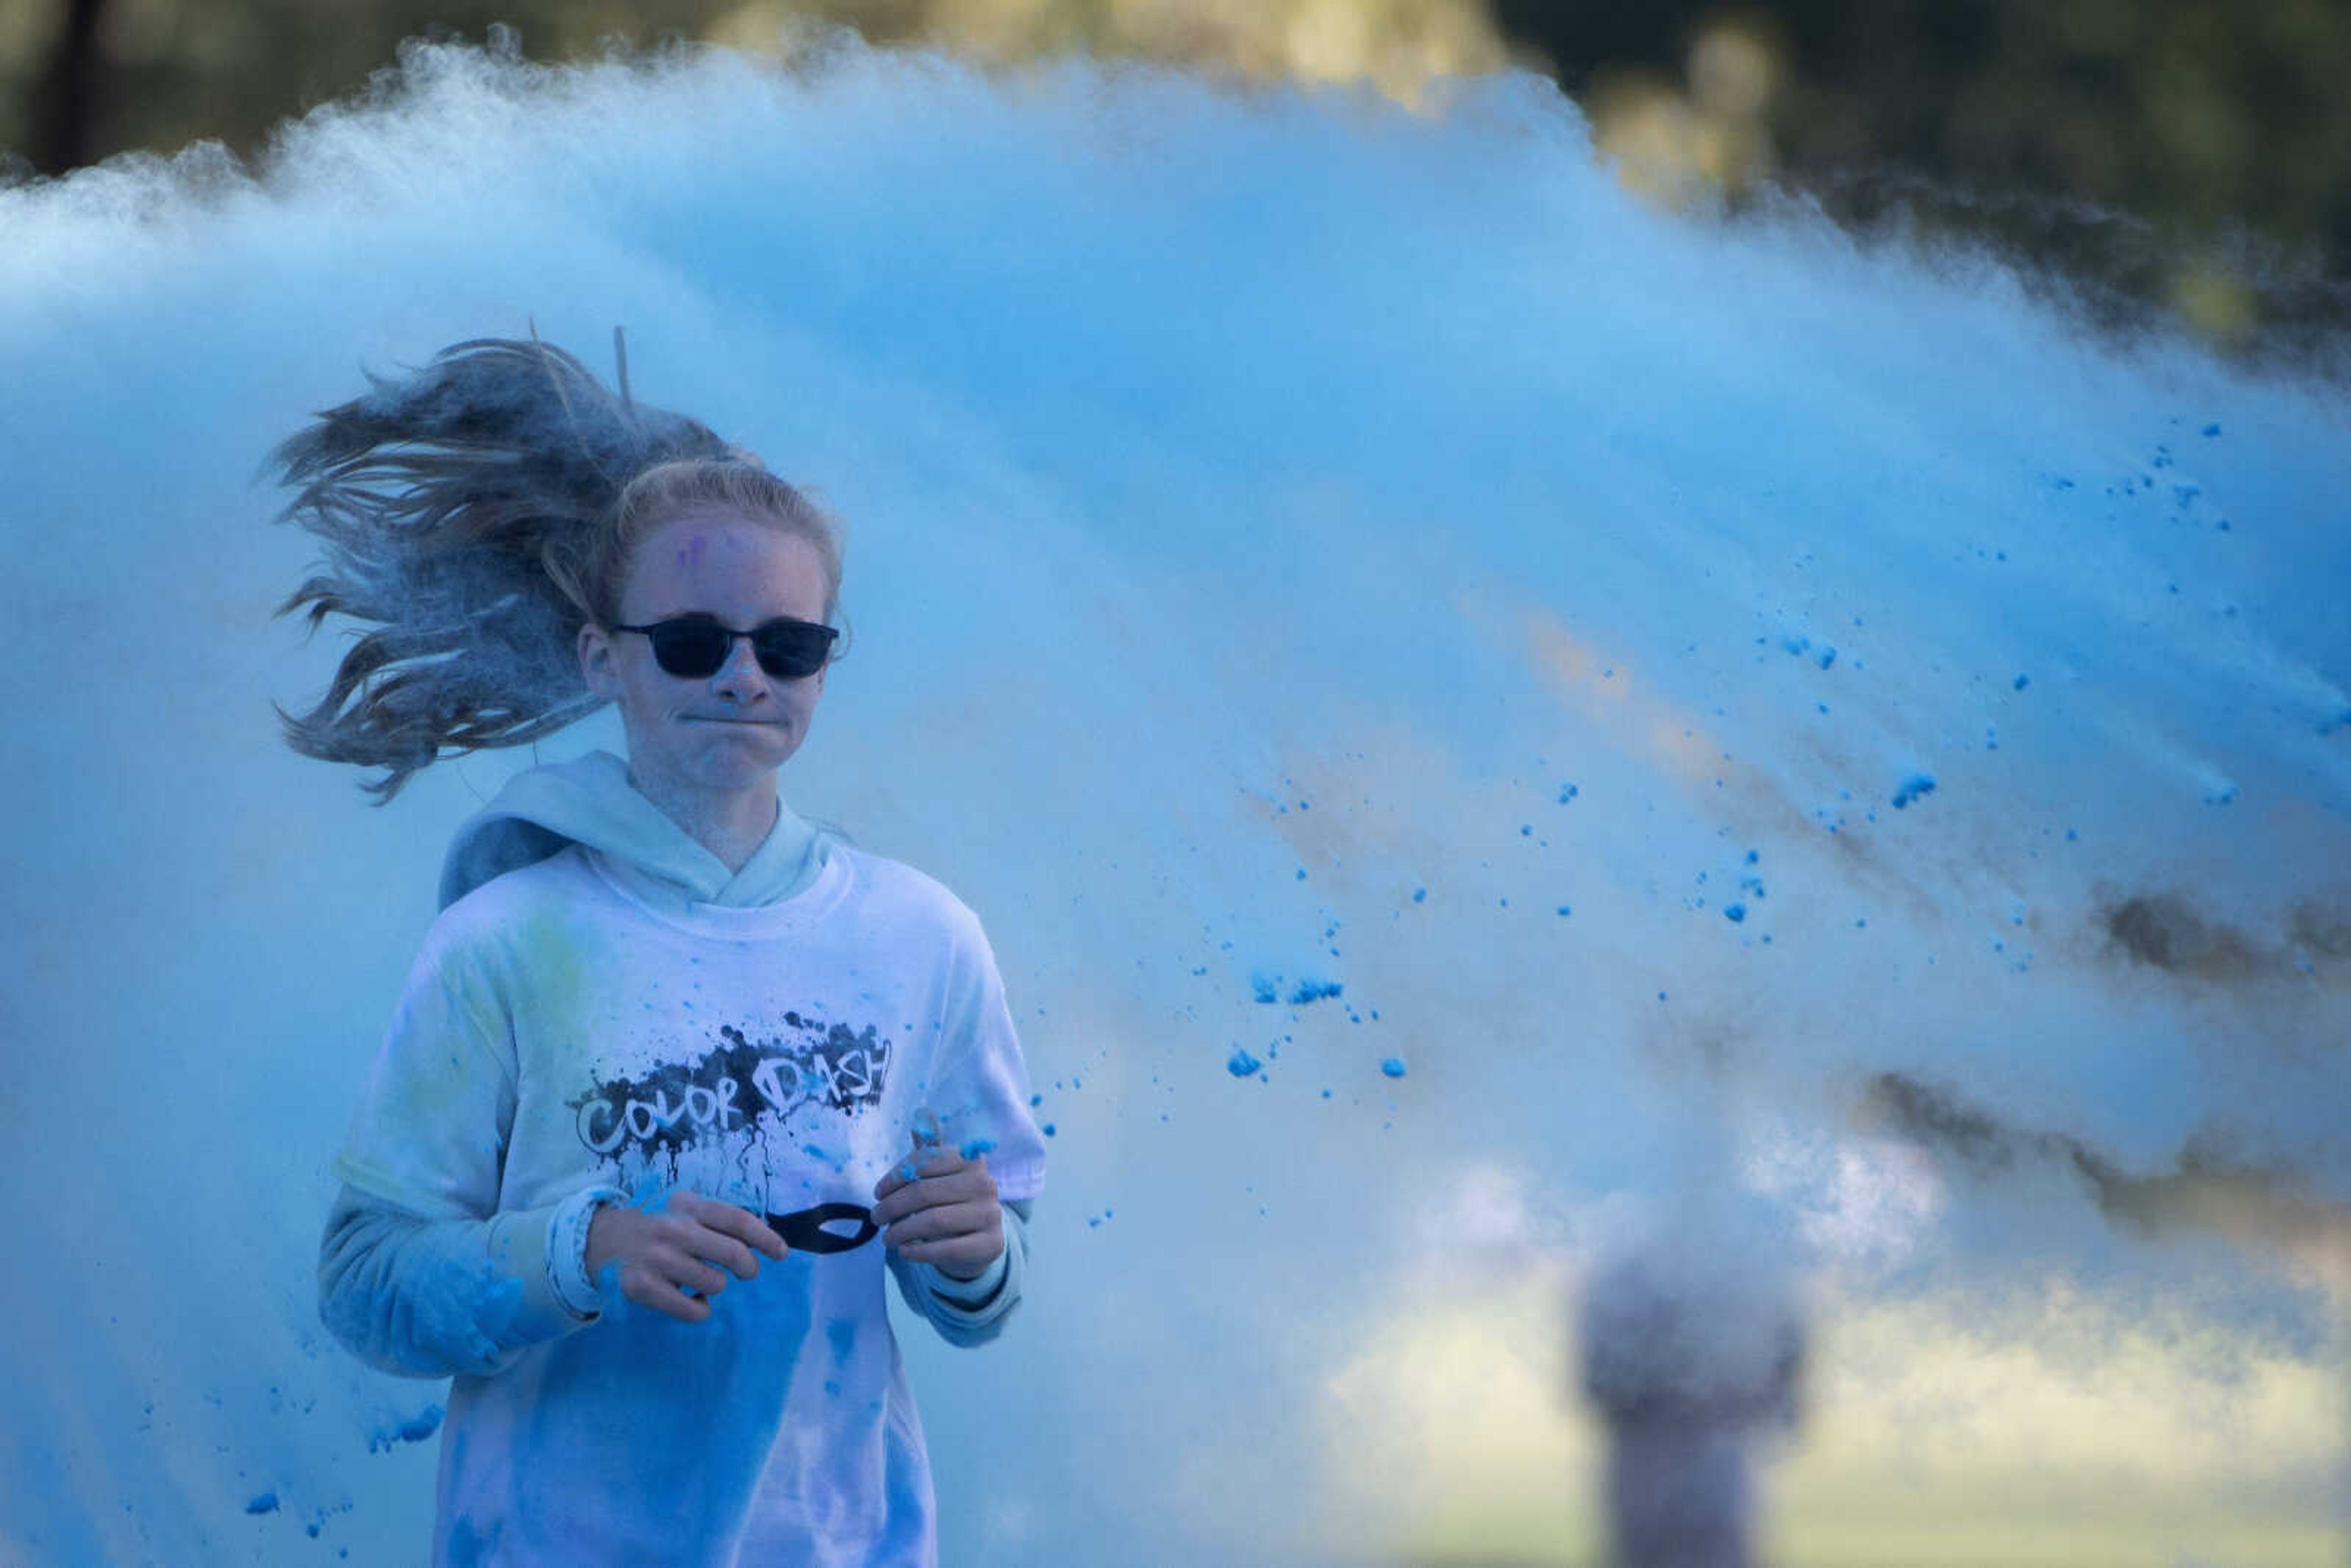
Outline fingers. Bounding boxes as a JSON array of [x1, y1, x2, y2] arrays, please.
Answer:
[[592, 1194, 794, 1324], [874, 1150, 966, 1201], [688, 1197, 790, 1262], [881, 1196, 1000, 1250], [891, 1198, 1005, 1277], [872, 1156, 996, 1225], [618, 1261, 722, 1324]]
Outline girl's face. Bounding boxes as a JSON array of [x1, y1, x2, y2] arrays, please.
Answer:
[[578, 508, 831, 800]]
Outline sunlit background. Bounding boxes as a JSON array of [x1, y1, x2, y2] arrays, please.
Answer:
[[2, 4, 2347, 1567], [10, 0, 2351, 353]]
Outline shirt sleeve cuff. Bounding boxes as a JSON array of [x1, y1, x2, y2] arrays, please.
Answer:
[[926, 1245, 1010, 1305], [546, 1184, 625, 1321]]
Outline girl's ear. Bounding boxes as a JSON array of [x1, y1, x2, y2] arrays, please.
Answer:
[[579, 621, 617, 699]]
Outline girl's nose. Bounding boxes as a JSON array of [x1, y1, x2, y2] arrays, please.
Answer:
[[711, 637, 767, 702]]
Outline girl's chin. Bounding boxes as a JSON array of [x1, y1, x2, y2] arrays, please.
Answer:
[[693, 730, 797, 775]]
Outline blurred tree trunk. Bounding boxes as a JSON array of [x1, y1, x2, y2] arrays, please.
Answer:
[[30, 0, 108, 174]]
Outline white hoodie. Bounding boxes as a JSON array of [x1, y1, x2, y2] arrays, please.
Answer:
[[319, 752, 1044, 1567]]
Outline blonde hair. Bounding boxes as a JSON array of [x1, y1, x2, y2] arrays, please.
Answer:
[[272, 334, 840, 801], [558, 458, 842, 629]]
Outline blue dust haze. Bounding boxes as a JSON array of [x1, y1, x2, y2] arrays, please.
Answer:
[[2, 34, 2347, 1567]]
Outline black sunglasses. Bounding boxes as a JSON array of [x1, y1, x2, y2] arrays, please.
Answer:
[[612, 615, 838, 681]]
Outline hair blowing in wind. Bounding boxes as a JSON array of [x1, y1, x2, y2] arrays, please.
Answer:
[[271, 334, 731, 800]]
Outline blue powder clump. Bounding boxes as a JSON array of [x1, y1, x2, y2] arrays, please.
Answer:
[[1289, 978, 1343, 1005], [1041, 1123, 1056, 1137], [1227, 1047, 1263, 1077], [1724, 903, 1747, 923], [959, 1137, 997, 1159], [246, 1493, 280, 1515], [1379, 1057, 1408, 1079], [369, 1403, 446, 1452], [1412, 887, 1427, 903], [1891, 775, 1937, 809], [2013, 673, 2030, 691], [1558, 783, 1579, 803], [1816, 645, 1837, 669], [1250, 973, 1280, 1003]]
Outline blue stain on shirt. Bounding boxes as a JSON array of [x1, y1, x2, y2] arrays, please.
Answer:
[[1227, 1046, 1263, 1077], [246, 1492, 280, 1515], [959, 1136, 996, 1158]]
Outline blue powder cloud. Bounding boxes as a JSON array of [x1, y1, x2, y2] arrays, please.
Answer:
[[1, 35, 2345, 1567]]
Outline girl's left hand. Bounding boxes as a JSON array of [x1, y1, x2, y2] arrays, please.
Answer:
[[871, 1132, 1003, 1280]]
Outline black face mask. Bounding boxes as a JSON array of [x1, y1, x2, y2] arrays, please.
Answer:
[[766, 1201, 879, 1255]]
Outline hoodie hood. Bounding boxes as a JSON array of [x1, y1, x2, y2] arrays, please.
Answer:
[[438, 750, 827, 911]]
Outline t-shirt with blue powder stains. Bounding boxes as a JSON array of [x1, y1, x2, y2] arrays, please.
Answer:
[[336, 838, 1045, 1568]]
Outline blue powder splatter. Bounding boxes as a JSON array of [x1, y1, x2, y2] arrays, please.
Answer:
[[1250, 974, 1279, 1003], [1557, 783, 1579, 803], [246, 1493, 280, 1515], [959, 1136, 997, 1159], [367, 1404, 445, 1453], [1226, 1047, 1262, 1077], [1556, 905, 1572, 917], [1816, 645, 1837, 669], [1411, 887, 1427, 903], [1724, 903, 1747, 923], [1041, 1123, 1056, 1137], [1379, 1057, 1408, 1079], [1891, 775, 1938, 809], [1288, 978, 1343, 1005]]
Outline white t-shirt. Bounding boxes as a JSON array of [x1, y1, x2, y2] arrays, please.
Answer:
[[337, 841, 1045, 1567]]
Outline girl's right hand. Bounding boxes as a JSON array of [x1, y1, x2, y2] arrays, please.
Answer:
[[584, 1192, 789, 1323]]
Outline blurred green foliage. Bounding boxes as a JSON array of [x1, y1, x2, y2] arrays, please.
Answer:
[[4, 0, 2345, 353]]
